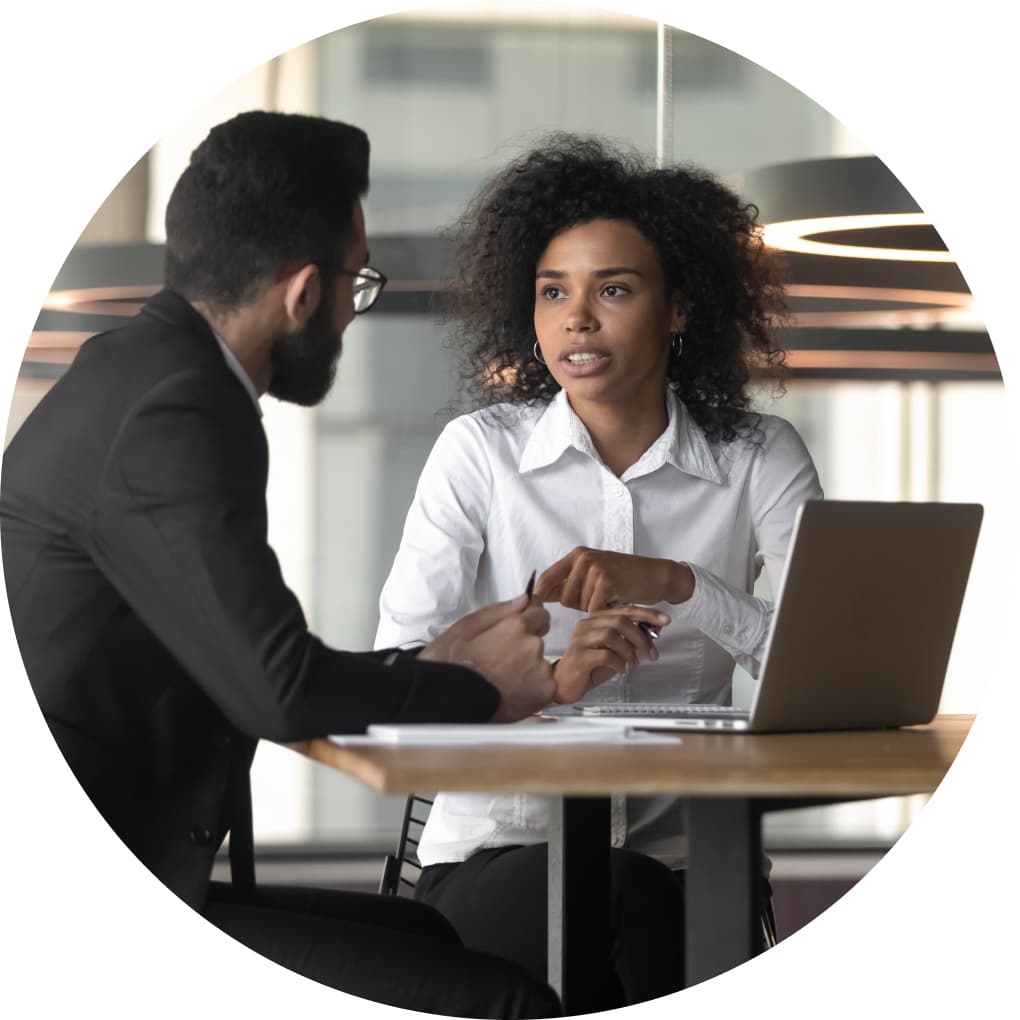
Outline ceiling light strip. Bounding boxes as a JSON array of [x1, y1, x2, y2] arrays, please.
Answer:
[[764, 213, 954, 262]]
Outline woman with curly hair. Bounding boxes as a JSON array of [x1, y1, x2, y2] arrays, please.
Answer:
[[375, 134, 822, 1006]]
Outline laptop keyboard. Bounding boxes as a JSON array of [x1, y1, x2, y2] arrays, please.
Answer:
[[579, 702, 748, 716]]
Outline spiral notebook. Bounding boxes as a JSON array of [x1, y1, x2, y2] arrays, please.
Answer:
[[576, 500, 982, 733]]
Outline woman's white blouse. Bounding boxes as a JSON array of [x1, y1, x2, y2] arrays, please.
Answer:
[[375, 389, 822, 868]]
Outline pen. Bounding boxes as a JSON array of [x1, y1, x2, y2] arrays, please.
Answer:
[[525, 569, 536, 598], [636, 621, 660, 641], [607, 599, 660, 641]]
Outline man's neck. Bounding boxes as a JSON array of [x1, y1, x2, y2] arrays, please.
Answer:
[[191, 299, 274, 396]]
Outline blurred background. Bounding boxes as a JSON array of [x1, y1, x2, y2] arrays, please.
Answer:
[[10, 5, 1003, 938]]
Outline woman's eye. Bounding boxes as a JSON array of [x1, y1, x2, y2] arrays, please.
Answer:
[[541, 285, 563, 300], [602, 284, 626, 297]]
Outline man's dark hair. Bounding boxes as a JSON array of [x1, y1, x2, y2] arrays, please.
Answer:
[[447, 133, 788, 443], [164, 111, 369, 314]]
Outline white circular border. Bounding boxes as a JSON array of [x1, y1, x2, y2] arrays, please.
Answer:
[[3, 2, 1016, 1017]]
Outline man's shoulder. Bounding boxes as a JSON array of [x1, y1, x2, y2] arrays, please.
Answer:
[[7, 312, 257, 481], [78, 300, 219, 371], [68, 305, 249, 416]]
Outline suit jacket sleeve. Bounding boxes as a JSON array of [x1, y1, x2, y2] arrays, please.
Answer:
[[88, 368, 499, 741]]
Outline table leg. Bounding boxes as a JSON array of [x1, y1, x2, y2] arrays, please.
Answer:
[[685, 796, 763, 986], [547, 795, 611, 1014]]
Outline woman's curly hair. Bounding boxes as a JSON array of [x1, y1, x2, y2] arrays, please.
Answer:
[[446, 133, 788, 443]]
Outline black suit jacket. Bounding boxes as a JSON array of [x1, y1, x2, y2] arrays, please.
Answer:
[[1, 289, 498, 910]]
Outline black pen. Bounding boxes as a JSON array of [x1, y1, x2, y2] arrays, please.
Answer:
[[524, 569, 536, 598]]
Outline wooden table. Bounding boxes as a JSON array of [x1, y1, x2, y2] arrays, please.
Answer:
[[296, 715, 972, 1013]]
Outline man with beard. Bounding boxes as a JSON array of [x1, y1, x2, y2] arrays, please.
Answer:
[[0, 111, 559, 1018]]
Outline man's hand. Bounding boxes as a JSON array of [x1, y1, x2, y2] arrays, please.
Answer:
[[419, 595, 556, 722], [551, 606, 671, 704], [533, 547, 695, 613]]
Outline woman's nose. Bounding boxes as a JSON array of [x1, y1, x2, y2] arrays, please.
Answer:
[[564, 296, 597, 333]]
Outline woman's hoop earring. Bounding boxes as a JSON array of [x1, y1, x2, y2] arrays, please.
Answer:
[[670, 332, 684, 357], [533, 341, 547, 365]]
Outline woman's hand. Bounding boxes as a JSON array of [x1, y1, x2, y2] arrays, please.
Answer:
[[533, 547, 695, 613], [552, 606, 671, 704]]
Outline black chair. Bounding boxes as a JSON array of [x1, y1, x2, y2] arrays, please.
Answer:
[[379, 794, 435, 896], [379, 793, 778, 949]]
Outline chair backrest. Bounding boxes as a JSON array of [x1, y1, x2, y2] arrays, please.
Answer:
[[379, 794, 434, 897]]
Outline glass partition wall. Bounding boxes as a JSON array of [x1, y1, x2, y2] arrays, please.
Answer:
[[11, 7, 1002, 857]]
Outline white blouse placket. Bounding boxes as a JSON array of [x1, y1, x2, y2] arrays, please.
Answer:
[[600, 465, 635, 848]]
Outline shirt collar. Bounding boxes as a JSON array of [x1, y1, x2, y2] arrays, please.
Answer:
[[213, 333, 262, 417], [659, 390, 723, 484], [518, 390, 590, 473], [518, 388, 722, 484]]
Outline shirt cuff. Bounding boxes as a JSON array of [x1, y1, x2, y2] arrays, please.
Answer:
[[671, 561, 771, 660], [382, 641, 427, 666]]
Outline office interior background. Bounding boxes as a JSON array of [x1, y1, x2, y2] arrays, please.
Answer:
[[11, 6, 1005, 933]]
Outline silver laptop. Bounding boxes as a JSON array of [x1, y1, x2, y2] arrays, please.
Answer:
[[577, 500, 983, 732]]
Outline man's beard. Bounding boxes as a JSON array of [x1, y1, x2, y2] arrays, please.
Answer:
[[267, 295, 342, 406]]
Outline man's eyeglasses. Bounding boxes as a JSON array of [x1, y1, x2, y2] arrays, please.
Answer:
[[339, 266, 387, 314]]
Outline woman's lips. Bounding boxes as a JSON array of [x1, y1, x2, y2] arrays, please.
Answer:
[[559, 349, 611, 376]]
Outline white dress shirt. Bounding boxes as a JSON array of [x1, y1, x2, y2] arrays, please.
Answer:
[[375, 388, 822, 868], [213, 332, 262, 415]]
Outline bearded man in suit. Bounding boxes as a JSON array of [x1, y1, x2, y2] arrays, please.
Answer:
[[0, 110, 558, 1018]]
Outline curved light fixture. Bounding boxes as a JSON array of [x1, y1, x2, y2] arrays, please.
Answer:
[[747, 156, 954, 263], [743, 155, 985, 332], [733, 155, 997, 377], [763, 213, 954, 262]]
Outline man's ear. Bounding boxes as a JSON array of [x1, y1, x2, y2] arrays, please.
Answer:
[[282, 264, 322, 331]]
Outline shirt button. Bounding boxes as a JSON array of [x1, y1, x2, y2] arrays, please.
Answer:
[[189, 826, 212, 846]]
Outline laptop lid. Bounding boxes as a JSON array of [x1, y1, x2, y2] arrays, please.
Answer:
[[746, 500, 983, 733]]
